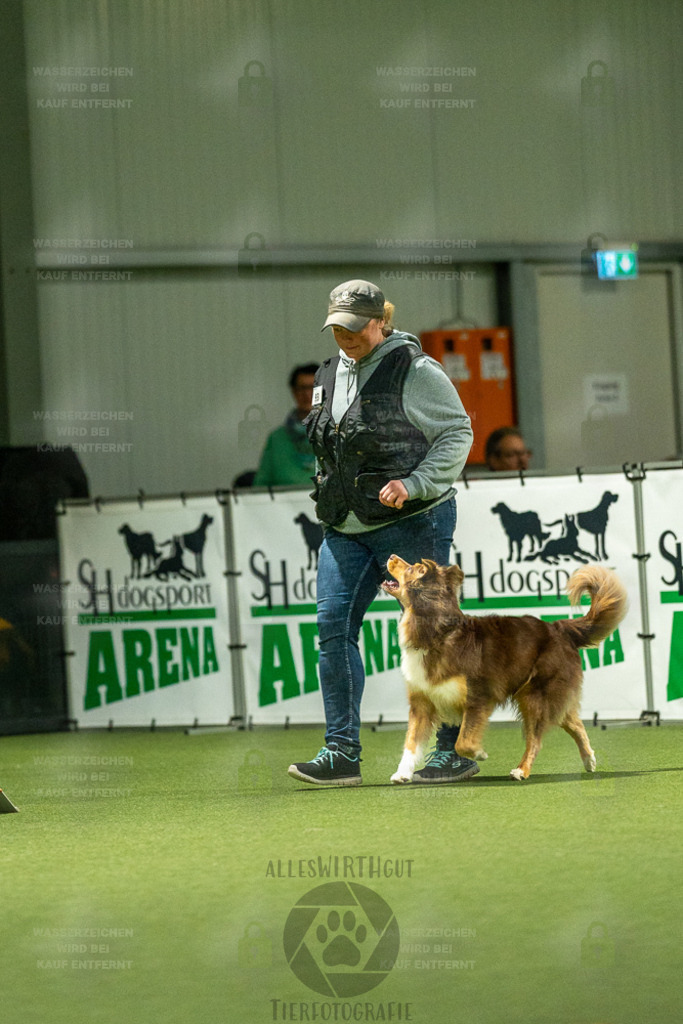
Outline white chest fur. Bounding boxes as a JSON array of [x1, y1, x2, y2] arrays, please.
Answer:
[[400, 647, 430, 689], [400, 647, 466, 723]]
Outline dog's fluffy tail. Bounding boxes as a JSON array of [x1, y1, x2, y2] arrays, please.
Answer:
[[563, 566, 628, 648]]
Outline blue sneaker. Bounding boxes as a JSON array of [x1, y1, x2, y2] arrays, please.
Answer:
[[412, 747, 480, 784], [288, 745, 362, 787]]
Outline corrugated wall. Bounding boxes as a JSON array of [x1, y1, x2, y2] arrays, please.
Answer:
[[21, 0, 683, 494]]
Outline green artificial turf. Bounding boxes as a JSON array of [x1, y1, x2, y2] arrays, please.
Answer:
[[1, 722, 681, 1024]]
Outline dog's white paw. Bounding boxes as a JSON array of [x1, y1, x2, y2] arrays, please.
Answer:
[[474, 750, 489, 761], [509, 768, 526, 781], [583, 753, 597, 772], [392, 752, 417, 784]]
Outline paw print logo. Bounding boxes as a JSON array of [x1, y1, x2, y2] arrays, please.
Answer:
[[317, 910, 367, 966], [283, 881, 399, 997]]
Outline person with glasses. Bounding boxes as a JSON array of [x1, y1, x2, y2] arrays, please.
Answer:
[[253, 363, 320, 487], [485, 427, 532, 472]]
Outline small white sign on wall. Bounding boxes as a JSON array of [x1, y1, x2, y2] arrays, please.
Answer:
[[480, 351, 508, 381], [583, 374, 630, 418], [441, 353, 470, 382]]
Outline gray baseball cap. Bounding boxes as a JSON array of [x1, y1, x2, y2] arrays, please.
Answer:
[[321, 279, 386, 332]]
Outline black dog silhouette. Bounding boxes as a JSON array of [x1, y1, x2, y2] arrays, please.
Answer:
[[491, 502, 550, 563], [119, 523, 160, 578], [294, 512, 323, 569], [576, 491, 619, 560], [528, 515, 595, 564], [145, 537, 194, 581], [182, 514, 213, 577]]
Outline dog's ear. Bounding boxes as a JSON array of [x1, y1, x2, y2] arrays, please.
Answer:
[[446, 563, 465, 585], [414, 561, 430, 577]]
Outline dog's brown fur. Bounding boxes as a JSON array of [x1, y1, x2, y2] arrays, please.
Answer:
[[382, 555, 627, 781]]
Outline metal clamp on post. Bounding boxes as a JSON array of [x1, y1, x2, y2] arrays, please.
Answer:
[[623, 461, 646, 481]]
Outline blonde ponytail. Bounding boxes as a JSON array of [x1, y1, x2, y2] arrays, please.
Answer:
[[382, 300, 395, 336]]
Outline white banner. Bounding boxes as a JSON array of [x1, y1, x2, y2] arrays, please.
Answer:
[[230, 490, 408, 725], [454, 473, 645, 719], [641, 467, 683, 719], [59, 496, 233, 726], [231, 473, 646, 725]]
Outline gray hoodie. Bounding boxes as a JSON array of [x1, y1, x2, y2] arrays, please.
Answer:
[[328, 330, 473, 533]]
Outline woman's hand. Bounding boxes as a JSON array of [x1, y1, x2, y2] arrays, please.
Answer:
[[379, 480, 409, 509]]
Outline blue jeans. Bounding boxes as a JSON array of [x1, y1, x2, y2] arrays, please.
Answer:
[[316, 495, 459, 754]]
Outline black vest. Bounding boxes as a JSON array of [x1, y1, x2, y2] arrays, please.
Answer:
[[305, 345, 442, 527]]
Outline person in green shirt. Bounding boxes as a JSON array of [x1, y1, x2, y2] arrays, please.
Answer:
[[253, 363, 319, 487]]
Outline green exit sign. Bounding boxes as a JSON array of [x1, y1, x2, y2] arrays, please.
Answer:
[[595, 249, 638, 280]]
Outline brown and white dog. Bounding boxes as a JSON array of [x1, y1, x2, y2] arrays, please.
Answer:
[[381, 555, 627, 782]]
